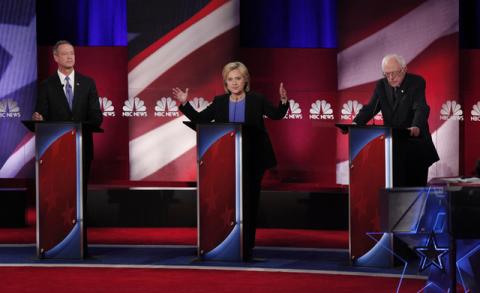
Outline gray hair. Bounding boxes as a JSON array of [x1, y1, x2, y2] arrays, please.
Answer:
[[381, 54, 406, 71], [53, 40, 73, 54]]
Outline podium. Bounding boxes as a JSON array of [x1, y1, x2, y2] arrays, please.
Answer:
[[337, 124, 409, 265], [380, 183, 480, 292], [195, 123, 244, 261], [23, 121, 99, 259]]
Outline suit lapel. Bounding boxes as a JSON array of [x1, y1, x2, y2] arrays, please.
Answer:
[[393, 74, 410, 112], [218, 95, 229, 122], [218, 93, 253, 123], [383, 81, 395, 109], [392, 88, 400, 112], [72, 74, 81, 113], [393, 90, 401, 111], [383, 77, 408, 113], [54, 74, 72, 113], [244, 94, 254, 124]]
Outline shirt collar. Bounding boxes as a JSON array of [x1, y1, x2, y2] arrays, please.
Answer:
[[57, 70, 75, 84]]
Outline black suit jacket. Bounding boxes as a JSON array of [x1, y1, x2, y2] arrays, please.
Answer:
[[35, 72, 103, 161], [353, 73, 439, 167], [179, 92, 288, 171]]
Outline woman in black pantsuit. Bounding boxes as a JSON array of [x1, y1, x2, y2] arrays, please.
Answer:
[[173, 61, 289, 260]]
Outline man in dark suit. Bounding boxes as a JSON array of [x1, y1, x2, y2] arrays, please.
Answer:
[[353, 54, 439, 186], [32, 40, 103, 255], [33, 40, 102, 177]]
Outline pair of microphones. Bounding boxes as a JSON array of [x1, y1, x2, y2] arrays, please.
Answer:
[[371, 87, 403, 125]]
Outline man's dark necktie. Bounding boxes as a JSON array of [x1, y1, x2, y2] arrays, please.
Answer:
[[393, 87, 399, 103]]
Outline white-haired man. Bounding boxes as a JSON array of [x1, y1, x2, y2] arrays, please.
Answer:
[[352, 54, 439, 186]]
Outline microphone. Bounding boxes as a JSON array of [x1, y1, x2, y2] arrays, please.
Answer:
[[233, 101, 237, 122], [372, 97, 380, 126]]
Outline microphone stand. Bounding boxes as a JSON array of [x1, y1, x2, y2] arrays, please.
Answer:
[[372, 97, 380, 126]]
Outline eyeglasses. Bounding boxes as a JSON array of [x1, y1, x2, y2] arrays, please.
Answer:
[[383, 69, 404, 79]]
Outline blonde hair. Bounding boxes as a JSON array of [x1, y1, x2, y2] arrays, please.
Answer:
[[222, 61, 250, 93]]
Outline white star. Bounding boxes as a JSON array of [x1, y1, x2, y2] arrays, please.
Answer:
[[0, 16, 37, 98]]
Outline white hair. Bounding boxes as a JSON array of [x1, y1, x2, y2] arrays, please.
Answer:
[[381, 54, 406, 71]]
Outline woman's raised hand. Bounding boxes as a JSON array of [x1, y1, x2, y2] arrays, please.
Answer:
[[172, 87, 189, 105], [279, 82, 288, 104]]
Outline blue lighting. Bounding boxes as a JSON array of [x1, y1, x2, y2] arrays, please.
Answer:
[[76, 0, 127, 46], [240, 0, 337, 48], [415, 233, 449, 272], [362, 232, 409, 293], [36, 0, 127, 46], [456, 241, 480, 291]]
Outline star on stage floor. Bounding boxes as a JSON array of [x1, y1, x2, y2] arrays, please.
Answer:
[[415, 233, 449, 272]]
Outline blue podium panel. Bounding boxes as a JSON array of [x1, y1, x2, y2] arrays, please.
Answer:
[[35, 122, 84, 259], [197, 123, 243, 261]]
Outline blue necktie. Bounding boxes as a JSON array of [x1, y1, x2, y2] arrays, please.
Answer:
[[65, 76, 73, 109]]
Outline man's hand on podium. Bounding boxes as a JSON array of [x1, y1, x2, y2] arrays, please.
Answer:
[[32, 112, 44, 121], [408, 126, 420, 137], [340, 122, 356, 134]]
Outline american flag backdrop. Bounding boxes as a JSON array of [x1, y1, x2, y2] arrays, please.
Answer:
[[0, 0, 470, 188], [0, 0, 37, 178], [127, 0, 240, 182], [461, 0, 480, 177], [126, 0, 339, 188], [126, 0, 462, 188], [336, 0, 460, 184], [462, 52, 480, 177]]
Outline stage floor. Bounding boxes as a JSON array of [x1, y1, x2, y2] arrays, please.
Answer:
[[0, 244, 426, 281]]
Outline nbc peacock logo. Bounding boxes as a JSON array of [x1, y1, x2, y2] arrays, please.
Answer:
[[189, 97, 210, 112], [440, 100, 463, 121], [285, 99, 302, 119], [122, 96, 148, 117], [99, 97, 115, 117], [309, 99, 333, 120], [0, 98, 21, 118], [155, 97, 179, 117], [471, 101, 480, 122], [341, 100, 362, 120]]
